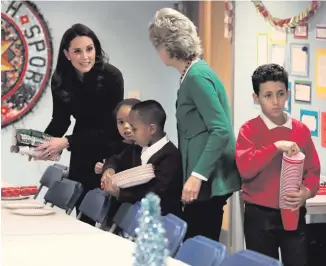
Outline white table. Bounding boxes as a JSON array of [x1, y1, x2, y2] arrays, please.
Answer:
[[1, 182, 188, 266], [1, 202, 102, 236], [306, 195, 326, 214], [2, 233, 188, 266]]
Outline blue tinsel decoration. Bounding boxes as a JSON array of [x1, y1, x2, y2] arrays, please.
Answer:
[[133, 193, 169, 266]]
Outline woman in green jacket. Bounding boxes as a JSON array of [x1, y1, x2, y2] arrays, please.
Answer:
[[148, 7, 241, 241]]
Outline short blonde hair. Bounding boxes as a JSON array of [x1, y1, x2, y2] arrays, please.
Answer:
[[148, 8, 202, 61]]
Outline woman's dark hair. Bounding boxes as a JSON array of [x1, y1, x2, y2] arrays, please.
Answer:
[[114, 98, 141, 117], [52, 23, 108, 101]]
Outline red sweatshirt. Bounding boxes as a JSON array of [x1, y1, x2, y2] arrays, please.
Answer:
[[235, 115, 320, 209]]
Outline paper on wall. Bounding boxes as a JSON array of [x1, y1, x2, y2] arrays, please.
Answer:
[[291, 46, 308, 75], [317, 54, 326, 88], [257, 33, 268, 66], [301, 115, 317, 132], [316, 49, 326, 98], [322, 112, 326, 148], [271, 45, 285, 67], [316, 25, 326, 40], [270, 27, 287, 44], [295, 83, 311, 102]]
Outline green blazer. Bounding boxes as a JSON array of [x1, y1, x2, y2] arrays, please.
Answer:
[[176, 60, 241, 201]]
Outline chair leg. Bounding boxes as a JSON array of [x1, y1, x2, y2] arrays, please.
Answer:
[[109, 223, 117, 233], [33, 185, 43, 199], [66, 209, 73, 215], [76, 212, 82, 220]]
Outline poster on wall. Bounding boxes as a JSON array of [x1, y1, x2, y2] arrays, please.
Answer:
[[270, 45, 285, 67], [1, 1, 53, 128], [270, 27, 287, 44], [294, 80, 312, 103], [316, 48, 326, 99], [290, 44, 309, 77], [322, 112, 326, 148], [294, 24, 308, 39], [316, 24, 326, 41], [257, 33, 268, 66], [300, 109, 319, 137]]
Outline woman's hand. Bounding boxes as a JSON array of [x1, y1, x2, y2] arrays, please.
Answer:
[[182, 175, 202, 203], [34, 137, 68, 160]]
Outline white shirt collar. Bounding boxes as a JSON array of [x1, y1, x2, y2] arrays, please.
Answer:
[[180, 59, 200, 84], [141, 135, 169, 165], [260, 112, 292, 130]]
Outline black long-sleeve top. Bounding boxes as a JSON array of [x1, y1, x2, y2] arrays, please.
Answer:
[[44, 63, 124, 189]]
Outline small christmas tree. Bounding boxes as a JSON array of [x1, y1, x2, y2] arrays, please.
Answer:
[[133, 193, 169, 266]]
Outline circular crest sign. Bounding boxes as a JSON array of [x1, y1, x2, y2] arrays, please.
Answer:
[[1, 1, 53, 128]]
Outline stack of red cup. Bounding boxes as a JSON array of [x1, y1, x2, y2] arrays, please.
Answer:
[[279, 152, 305, 231]]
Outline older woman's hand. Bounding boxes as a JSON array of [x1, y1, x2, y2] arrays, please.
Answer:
[[34, 137, 68, 160], [182, 175, 202, 203]]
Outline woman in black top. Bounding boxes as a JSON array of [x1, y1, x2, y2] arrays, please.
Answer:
[[35, 24, 124, 223]]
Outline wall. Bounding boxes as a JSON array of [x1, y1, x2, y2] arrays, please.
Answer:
[[234, 1, 326, 175], [1, 1, 179, 186], [231, 1, 326, 252]]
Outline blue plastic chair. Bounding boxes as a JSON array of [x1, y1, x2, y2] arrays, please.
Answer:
[[44, 179, 83, 215], [175, 238, 218, 266], [193, 236, 227, 265], [109, 202, 141, 238], [53, 163, 69, 178], [77, 188, 111, 229], [34, 165, 65, 200], [220, 250, 283, 266], [163, 214, 187, 256]]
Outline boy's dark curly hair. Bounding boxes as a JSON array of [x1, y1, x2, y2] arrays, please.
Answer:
[[252, 64, 288, 95]]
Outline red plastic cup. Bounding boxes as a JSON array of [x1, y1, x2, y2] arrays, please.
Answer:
[[281, 208, 299, 231]]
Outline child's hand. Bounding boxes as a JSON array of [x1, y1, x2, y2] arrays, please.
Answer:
[[101, 168, 115, 182], [284, 185, 312, 210], [274, 141, 300, 157], [95, 159, 105, 174], [103, 177, 120, 197]]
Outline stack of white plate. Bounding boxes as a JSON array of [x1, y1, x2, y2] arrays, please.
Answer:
[[112, 164, 155, 188]]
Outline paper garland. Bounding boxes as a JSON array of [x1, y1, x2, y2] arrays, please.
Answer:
[[251, 1, 323, 29]]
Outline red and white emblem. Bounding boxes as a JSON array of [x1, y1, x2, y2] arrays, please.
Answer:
[[1, 1, 53, 128]]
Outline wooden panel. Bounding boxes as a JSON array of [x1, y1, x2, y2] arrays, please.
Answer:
[[198, 0, 234, 233]]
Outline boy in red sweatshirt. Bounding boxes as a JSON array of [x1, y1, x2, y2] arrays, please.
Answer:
[[235, 64, 320, 266]]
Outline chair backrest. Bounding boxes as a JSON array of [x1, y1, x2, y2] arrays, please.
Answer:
[[44, 179, 83, 214], [53, 163, 69, 178], [113, 202, 141, 237], [220, 250, 283, 266], [78, 188, 111, 224], [163, 214, 188, 256], [39, 165, 65, 188], [175, 238, 218, 266], [194, 236, 227, 266]]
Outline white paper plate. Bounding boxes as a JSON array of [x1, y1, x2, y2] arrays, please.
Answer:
[[1, 196, 30, 201], [11, 208, 55, 216], [3, 202, 45, 210]]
